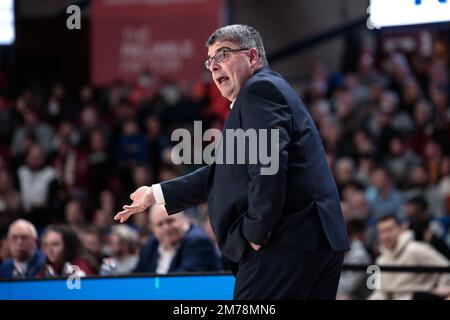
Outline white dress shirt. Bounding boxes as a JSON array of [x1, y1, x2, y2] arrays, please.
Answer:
[[155, 244, 178, 274]]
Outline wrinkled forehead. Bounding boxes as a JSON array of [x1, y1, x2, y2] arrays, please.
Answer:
[[207, 40, 239, 57], [9, 225, 35, 238]]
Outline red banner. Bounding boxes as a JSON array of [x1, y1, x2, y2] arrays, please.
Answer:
[[91, 0, 223, 86]]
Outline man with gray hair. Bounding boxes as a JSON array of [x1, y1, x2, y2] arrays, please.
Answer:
[[116, 24, 349, 299], [0, 219, 45, 278], [134, 205, 220, 274]]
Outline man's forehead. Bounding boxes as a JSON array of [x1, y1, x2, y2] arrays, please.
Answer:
[[207, 40, 238, 56], [9, 232, 32, 238], [152, 211, 174, 224], [378, 220, 397, 228], [9, 225, 33, 236]]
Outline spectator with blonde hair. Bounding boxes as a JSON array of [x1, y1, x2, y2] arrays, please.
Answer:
[[101, 224, 139, 275]]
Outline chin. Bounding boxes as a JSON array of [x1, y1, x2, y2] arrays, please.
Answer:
[[221, 93, 232, 101], [219, 90, 227, 98]]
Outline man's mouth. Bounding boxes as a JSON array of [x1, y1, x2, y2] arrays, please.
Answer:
[[216, 76, 229, 85]]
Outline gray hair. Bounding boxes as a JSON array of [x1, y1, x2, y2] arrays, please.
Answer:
[[206, 24, 268, 67], [8, 219, 38, 239], [110, 225, 139, 253]]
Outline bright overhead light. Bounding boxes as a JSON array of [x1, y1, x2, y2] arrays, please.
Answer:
[[369, 0, 450, 28]]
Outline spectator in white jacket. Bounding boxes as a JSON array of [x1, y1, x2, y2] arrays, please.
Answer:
[[369, 214, 450, 300]]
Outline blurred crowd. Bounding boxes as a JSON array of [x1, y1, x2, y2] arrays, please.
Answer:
[[0, 64, 229, 279], [0, 32, 450, 299]]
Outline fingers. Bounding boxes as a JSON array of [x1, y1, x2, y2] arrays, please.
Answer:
[[249, 241, 262, 251], [117, 212, 131, 223], [113, 209, 127, 220], [113, 210, 128, 222], [114, 203, 144, 223], [123, 204, 141, 210], [114, 208, 134, 223], [115, 188, 152, 223]]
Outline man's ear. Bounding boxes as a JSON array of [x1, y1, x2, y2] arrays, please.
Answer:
[[249, 48, 260, 67]]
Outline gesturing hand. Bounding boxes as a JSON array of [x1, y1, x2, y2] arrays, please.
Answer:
[[114, 186, 155, 223]]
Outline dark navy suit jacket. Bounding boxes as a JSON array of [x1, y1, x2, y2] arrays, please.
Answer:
[[134, 224, 220, 273], [161, 67, 349, 263], [0, 250, 45, 278]]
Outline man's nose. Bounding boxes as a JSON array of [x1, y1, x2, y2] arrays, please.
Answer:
[[210, 59, 220, 72]]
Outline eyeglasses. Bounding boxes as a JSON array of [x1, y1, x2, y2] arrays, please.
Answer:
[[205, 48, 249, 70], [9, 234, 33, 241]]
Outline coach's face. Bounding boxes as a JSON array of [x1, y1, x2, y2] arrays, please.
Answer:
[[207, 40, 260, 101]]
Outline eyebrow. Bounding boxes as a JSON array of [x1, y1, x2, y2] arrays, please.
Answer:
[[207, 46, 232, 59]]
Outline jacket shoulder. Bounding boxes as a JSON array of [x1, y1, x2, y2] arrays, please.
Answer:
[[0, 259, 14, 276], [141, 236, 159, 254], [183, 225, 212, 244], [241, 76, 287, 106], [246, 69, 283, 89]]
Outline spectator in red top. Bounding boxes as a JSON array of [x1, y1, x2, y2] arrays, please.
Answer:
[[37, 224, 98, 278]]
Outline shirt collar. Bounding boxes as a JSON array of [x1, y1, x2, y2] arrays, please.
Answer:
[[158, 243, 179, 256]]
